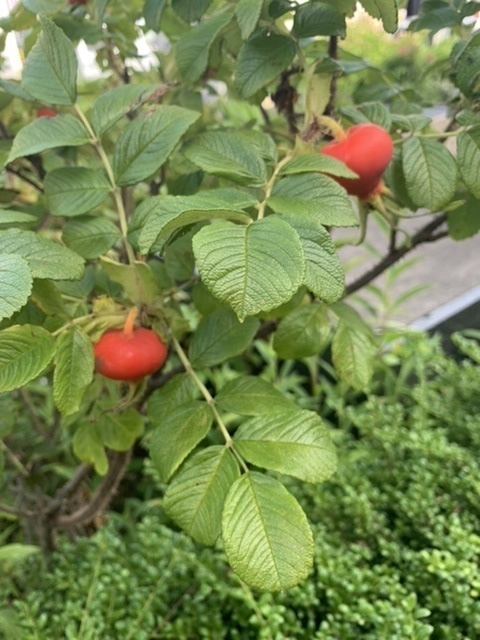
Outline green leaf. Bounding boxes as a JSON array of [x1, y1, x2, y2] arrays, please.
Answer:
[[215, 375, 295, 416], [98, 409, 144, 450], [136, 189, 254, 255], [100, 258, 160, 305], [112, 106, 199, 186], [142, 0, 167, 31], [45, 167, 111, 217], [0, 210, 37, 227], [234, 409, 337, 483], [236, 0, 264, 39], [30, 280, 66, 316], [293, 3, 346, 37], [164, 446, 240, 546], [0, 325, 55, 393], [23, 0, 65, 14], [359, 0, 398, 33], [182, 132, 267, 187], [91, 83, 158, 136], [235, 33, 296, 98], [53, 327, 94, 417], [332, 319, 376, 390], [62, 216, 120, 259], [149, 401, 213, 482], [21, 16, 77, 105], [73, 422, 108, 475], [447, 193, 480, 240], [457, 128, 480, 199], [269, 173, 358, 227], [172, 0, 212, 22], [273, 304, 331, 359], [279, 154, 358, 178], [0, 79, 34, 102], [0, 255, 32, 322], [188, 309, 259, 368], [147, 373, 198, 424], [340, 101, 392, 130], [7, 115, 89, 163], [0, 543, 40, 565], [222, 472, 314, 591], [402, 137, 457, 211], [192, 217, 305, 321], [176, 12, 233, 82], [0, 229, 85, 280], [280, 214, 345, 303]]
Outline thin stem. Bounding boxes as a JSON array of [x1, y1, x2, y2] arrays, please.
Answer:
[[1, 441, 29, 477], [256, 152, 293, 220], [74, 104, 136, 265], [171, 337, 233, 446], [0, 502, 34, 518], [6, 166, 44, 192], [171, 338, 250, 473]]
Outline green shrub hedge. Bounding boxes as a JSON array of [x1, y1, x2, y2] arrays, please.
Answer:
[[2, 333, 480, 639]]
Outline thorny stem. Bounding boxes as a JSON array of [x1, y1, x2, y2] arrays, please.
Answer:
[[171, 337, 249, 473], [74, 104, 136, 265]]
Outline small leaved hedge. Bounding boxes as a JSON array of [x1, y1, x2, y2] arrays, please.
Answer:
[[2, 333, 480, 640]]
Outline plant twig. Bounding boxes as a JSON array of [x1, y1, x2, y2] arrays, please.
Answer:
[[55, 451, 132, 529], [324, 36, 338, 116], [345, 214, 447, 295]]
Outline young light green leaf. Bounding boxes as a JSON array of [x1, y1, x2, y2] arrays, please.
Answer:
[[457, 128, 480, 199], [164, 446, 240, 546], [100, 258, 160, 305], [235, 0, 263, 39], [192, 217, 305, 321], [182, 132, 267, 187], [143, 0, 167, 30], [215, 375, 296, 416], [45, 168, 111, 217], [147, 373, 199, 424], [0, 325, 55, 393], [0, 229, 84, 280], [73, 422, 108, 475], [273, 304, 331, 359], [112, 106, 199, 187], [149, 401, 213, 482], [269, 174, 359, 227], [235, 33, 296, 98], [98, 409, 144, 451], [222, 472, 314, 591], [62, 216, 120, 259], [21, 16, 77, 105], [7, 115, 89, 163], [402, 136, 457, 211], [91, 83, 158, 136], [176, 12, 233, 82], [53, 326, 94, 417], [188, 309, 259, 368], [234, 409, 337, 483], [279, 154, 358, 178], [280, 214, 345, 303], [358, 0, 398, 33], [293, 2, 346, 37], [136, 189, 254, 255], [0, 255, 32, 322]]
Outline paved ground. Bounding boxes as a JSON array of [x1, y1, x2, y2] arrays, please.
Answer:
[[335, 215, 480, 326]]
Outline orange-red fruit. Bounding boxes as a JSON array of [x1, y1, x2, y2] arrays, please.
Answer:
[[36, 108, 56, 118], [320, 123, 394, 200], [94, 327, 168, 381]]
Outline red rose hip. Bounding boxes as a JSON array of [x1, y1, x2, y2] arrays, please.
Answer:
[[94, 327, 168, 382], [320, 123, 394, 200]]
